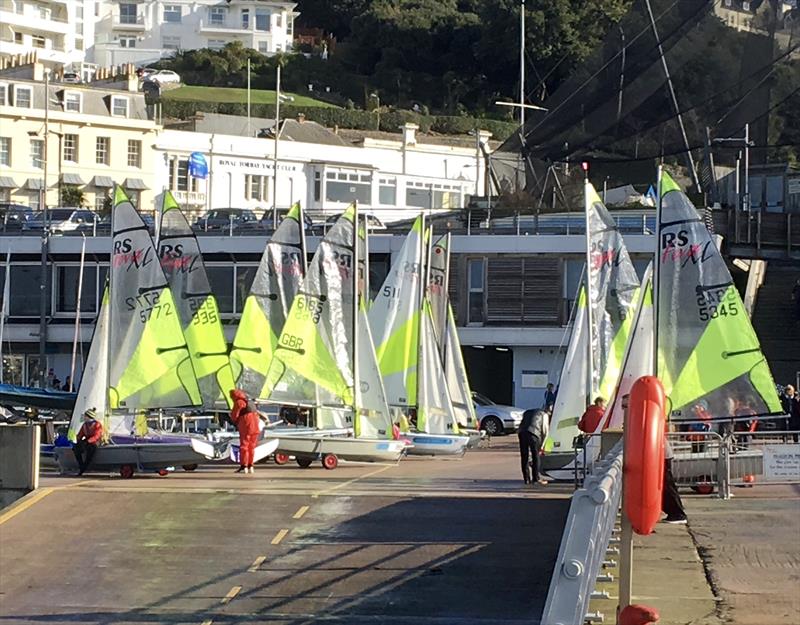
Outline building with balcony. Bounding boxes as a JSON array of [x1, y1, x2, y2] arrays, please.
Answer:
[[94, 0, 298, 67], [0, 62, 159, 213], [0, 0, 95, 68]]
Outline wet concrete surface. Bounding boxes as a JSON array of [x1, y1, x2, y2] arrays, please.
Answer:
[[0, 439, 571, 624], [685, 485, 800, 625]]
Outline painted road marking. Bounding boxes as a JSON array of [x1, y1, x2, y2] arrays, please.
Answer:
[[220, 586, 241, 604], [271, 528, 290, 545], [293, 505, 310, 519], [313, 464, 392, 497], [248, 555, 266, 572], [0, 488, 53, 525]]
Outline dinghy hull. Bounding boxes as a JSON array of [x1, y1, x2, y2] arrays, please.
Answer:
[[403, 433, 469, 456], [265, 434, 407, 464]]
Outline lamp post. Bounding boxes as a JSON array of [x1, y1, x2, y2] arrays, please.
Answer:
[[38, 69, 51, 387], [272, 63, 281, 229]]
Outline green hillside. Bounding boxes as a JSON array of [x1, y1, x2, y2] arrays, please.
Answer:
[[163, 85, 336, 108]]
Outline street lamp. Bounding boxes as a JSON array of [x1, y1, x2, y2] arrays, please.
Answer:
[[369, 92, 380, 131]]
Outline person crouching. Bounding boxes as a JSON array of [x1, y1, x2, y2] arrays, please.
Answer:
[[230, 389, 260, 474], [73, 408, 103, 475]]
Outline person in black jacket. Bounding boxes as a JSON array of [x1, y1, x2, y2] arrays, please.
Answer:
[[518, 405, 551, 485], [781, 385, 800, 442]]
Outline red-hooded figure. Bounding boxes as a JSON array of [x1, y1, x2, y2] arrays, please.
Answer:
[[230, 389, 260, 473]]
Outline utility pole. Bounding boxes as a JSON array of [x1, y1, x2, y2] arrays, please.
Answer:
[[272, 63, 281, 229], [38, 69, 50, 387]]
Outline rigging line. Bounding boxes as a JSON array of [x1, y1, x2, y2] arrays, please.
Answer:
[[525, 0, 712, 140]]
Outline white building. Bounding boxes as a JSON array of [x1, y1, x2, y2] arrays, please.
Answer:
[[0, 0, 95, 69], [154, 114, 491, 223], [94, 0, 298, 67]]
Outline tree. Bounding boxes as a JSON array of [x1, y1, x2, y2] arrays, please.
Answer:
[[60, 184, 86, 207]]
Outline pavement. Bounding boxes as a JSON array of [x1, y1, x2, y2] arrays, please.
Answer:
[[0, 440, 797, 625]]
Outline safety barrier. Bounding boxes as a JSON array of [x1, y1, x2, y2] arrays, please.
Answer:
[[725, 431, 800, 486], [540, 440, 623, 625], [667, 431, 729, 499]]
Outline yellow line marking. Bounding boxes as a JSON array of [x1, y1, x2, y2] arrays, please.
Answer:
[[0, 488, 53, 525], [220, 585, 241, 604], [313, 464, 392, 497], [293, 505, 310, 519], [271, 528, 290, 545], [248, 555, 266, 572]]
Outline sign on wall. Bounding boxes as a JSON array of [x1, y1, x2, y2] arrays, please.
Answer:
[[521, 370, 548, 388], [188, 152, 208, 179], [763, 444, 800, 480]]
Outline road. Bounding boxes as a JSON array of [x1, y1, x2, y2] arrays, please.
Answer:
[[0, 439, 571, 625]]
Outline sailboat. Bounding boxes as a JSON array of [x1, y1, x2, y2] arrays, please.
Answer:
[[542, 181, 640, 474], [55, 187, 215, 477], [262, 205, 406, 467], [157, 190, 278, 464]]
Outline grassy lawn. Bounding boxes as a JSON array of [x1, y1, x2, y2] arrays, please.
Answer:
[[163, 85, 336, 107]]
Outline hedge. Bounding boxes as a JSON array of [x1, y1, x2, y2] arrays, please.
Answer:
[[158, 99, 518, 141]]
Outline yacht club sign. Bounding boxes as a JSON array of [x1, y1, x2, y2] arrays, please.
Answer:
[[214, 156, 302, 173]]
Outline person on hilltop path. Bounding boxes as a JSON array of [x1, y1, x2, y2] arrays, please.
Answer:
[[518, 405, 551, 486], [230, 389, 260, 474], [578, 397, 606, 434], [73, 408, 103, 476]]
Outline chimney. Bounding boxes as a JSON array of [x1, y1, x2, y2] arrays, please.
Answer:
[[297, 113, 306, 123], [402, 123, 419, 147]]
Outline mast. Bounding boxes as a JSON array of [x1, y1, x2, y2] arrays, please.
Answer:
[[416, 215, 430, 415], [105, 188, 116, 430], [654, 165, 662, 377], [0, 248, 9, 383], [352, 202, 360, 425], [69, 235, 86, 391], [520, 0, 526, 131], [583, 171, 595, 406]]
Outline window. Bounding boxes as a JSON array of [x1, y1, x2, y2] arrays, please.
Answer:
[[119, 36, 136, 48], [32, 35, 46, 49], [94, 1, 99, 17], [10, 265, 50, 316], [38, 5, 50, 19], [255, 9, 270, 31], [94, 192, 108, 212], [0, 137, 9, 166], [111, 96, 129, 117], [325, 169, 371, 204], [467, 259, 485, 324], [314, 171, 321, 201], [77, 6, 83, 19], [14, 32, 23, 44], [406, 180, 462, 209], [241, 9, 249, 28], [235, 265, 258, 313], [14, 86, 32, 108], [168, 158, 197, 192], [162, 36, 181, 50], [0, 189, 9, 203], [127, 139, 141, 168], [245, 175, 267, 201], [30, 139, 44, 168], [406, 181, 431, 209], [209, 7, 226, 25], [29, 192, 40, 211], [258, 41, 268, 53], [95, 137, 109, 165], [287, 16, 293, 35], [55, 266, 98, 314], [207, 39, 226, 50], [163, 4, 181, 23], [63, 134, 78, 162], [207, 266, 234, 314], [276, 14, 282, 27], [64, 91, 81, 112], [379, 177, 396, 205], [119, 3, 137, 24], [0, 84, 7, 106]]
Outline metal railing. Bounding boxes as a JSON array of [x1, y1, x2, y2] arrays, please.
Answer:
[[540, 440, 623, 625], [668, 431, 730, 499]]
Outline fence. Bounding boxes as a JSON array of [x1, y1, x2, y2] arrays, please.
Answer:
[[540, 439, 623, 625]]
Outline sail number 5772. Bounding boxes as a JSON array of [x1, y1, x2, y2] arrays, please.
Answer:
[[125, 292, 173, 323]]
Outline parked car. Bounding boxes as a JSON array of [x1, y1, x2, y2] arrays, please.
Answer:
[[193, 208, 258, 232], [61, 71, 82, 84], [22, 208, 98, 234], [136, 66, 157, 79], [144, 69, 180, 85], [0, 203, 33, 231], [95, 212, 155, 235], [237, 209, 317, 235], [472, 391, 524, 436], [324, 212, 385, 231]]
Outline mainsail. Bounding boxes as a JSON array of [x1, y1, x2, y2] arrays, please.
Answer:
[[417, 300, 459, 434], [108, 186, 201, 409], [230, 202, 305, 399], [427, 232, 449, 352], [657, 172, 781, 421], [158, 191, 234, 408], [369, 216, 424, 409]]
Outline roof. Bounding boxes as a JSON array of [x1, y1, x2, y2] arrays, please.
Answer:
[[336, 128, 502, 150], [186, 112, 348, 146]]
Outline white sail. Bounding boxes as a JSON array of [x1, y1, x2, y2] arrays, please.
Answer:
[[417, 303, 459, 434], [354, 305, 393, 438], [443, 306, 477, 428]]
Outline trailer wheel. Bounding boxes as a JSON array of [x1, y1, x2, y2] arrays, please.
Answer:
[[322, 454, 339, 470], [691, 482, 714, 495], [296, 457, 314, 468], [274, 453, 290, 465], [120, 464, 135, 479], [157, 469, 169, 477], [182, 464, 198, 472]]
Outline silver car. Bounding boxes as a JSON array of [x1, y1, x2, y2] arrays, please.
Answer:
[[472, 391, 524, 436]]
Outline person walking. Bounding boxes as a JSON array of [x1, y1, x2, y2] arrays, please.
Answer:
[[517, 405, 550, 485], [230, 389, 260, 474], [73, 408, 103, 476], [578, 397, 606, 434], [782, 385, 800, 443], [662, 435, 688, 524]]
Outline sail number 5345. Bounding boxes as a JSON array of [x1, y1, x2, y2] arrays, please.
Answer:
[[697, 288, 738, 322]]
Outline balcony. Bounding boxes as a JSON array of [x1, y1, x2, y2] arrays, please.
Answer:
[[112, 14, 146, 30], [0, 6, 70, 35], [172, 190, 206, 206], [198, 19, 251, 34]]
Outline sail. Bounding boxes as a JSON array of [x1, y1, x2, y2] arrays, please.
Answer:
[[443, 305, 477, 428], [601, 265, 654, 431], [355, 304, 393, 438], [68, 288, 110, 442], [586, 182, 640, 400], [427, 232, 449, 352], [266, 206, 356, 409], [369, 216, 424, 408], [230, 202, 305, 400], [657, 172, 781, 420], [417, 301, 459, 434], [543, 285, 590, 453], [158, 191, 234, 408], [108, 186, 201, 409]]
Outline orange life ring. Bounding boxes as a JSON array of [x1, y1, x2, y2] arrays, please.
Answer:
[[624, 376, 666, 535]]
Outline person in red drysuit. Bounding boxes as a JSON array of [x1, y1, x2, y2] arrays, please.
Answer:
[[578, 397, 606, 434], [73, 408, 104, 475], [230, 389, 261, 474]]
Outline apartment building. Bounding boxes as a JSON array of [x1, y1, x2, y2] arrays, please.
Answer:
[[94, 0, 298, 67], [0, 0, 95, 68], [0, 62, 158, 212]]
